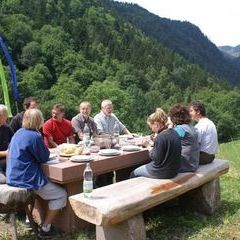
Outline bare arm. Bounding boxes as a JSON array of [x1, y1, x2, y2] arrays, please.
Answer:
[[68, 135, 75, 144], [46, 136, 58, 148], [0, 150, 7, 158], [123, 127, 131, 135]]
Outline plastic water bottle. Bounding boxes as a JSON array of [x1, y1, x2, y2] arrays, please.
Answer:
[[83, 123, 90, 148], [83, 162, 93, 198], [113, 122, 119, 145]]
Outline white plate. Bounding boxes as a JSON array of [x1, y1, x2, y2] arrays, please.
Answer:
[[49, 153, 57, 160], [98, 149, 121, 156], [47, 159, 61, 164], [70, 155, 94, 162], [122, 145, 141, 152]]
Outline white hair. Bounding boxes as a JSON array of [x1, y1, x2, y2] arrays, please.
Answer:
[[101, 100, 112, 108], [0, 104, 8, 115]]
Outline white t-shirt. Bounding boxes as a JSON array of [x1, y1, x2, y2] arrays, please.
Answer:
[[195, 118, 218, 154]]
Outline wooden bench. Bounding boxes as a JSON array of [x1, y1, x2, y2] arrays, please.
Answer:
[[69, 159, 229, 240], [0, 184, 37, 240]]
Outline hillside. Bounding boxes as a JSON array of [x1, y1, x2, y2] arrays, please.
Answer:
[[0, 0, 240, 142], [105, 1, 240, 85], [219, 45, 240, 58]]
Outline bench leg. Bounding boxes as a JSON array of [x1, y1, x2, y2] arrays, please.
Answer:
[[181, 177, 220, 215], [9, 213, 18, 240], [96, 214, 146, 240]]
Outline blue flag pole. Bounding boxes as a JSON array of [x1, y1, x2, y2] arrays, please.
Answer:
[[0, 35, 20, 113]]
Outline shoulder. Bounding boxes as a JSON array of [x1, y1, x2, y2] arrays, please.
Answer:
[[63, 119, 72, 127], [43, 118, 53, 128], [0, 124, 13, 135], [94, 112, 102, 120], [89, 116, 95, 122], [111, 113, 118, 119], [72, 114, 81, 121], [196, 118, 215, 129]]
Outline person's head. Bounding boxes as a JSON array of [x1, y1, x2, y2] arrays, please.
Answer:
[[79, 101, 91, 118], [0, 104, 8, 126], [23, 97, 39, 110], [147, 108, 168, 133], [101, 100, 113, 116], [22, 109, 44, 130], [52, 104, 65, 122], [189, 100, 206, 121], [169, 104, 191, 126]]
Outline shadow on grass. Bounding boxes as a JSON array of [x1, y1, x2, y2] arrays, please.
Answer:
[[144, 199, 240, 240]]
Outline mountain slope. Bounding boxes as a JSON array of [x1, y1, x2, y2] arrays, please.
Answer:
[[219, 45, 240, 58], [105, 1, 240, 85]]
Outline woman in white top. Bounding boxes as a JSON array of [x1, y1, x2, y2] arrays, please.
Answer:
[[189, 101, 218, 164]]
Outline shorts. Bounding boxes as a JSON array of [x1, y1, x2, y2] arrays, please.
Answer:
[[34, 181, 67, 210]]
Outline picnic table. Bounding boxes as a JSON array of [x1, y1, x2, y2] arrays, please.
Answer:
[[33, 147, 149, 232]]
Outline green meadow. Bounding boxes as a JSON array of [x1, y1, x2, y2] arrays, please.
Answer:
[[1, 140, 240, 240]]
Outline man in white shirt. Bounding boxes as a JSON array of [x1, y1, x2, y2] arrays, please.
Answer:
[[94, 99, 131, 135], [94, 100, 131, 187], [189, 101, 218, 164]]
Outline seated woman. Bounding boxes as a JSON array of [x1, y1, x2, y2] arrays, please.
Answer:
[[6, 109, 67, 238], [130, 108, 181, 179], [169, 104, 199, 172], [0, 104, 14, 184]]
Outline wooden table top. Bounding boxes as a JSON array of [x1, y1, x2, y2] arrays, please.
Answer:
[[42, 148, 149, 184]]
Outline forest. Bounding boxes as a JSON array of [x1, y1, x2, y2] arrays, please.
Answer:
[[106, 0, 240, 85], [0, 0, 240, 143]]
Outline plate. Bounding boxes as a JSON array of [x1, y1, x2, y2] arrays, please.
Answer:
[[98, 149, 121, 156], [49, 153, 57, 159], [59, 152, 77, 157], [70, 155, 94, 162], [47, 159, 61, 164], [122, 145, 142, 152]]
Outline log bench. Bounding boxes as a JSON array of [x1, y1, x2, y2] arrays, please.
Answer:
[[69, 159, 229, 240], [0, 184, 37, 240]]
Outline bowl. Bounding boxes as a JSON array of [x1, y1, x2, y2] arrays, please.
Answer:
[[93, 134, 117, 149]]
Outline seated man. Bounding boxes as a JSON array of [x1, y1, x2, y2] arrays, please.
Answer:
[[71, 101, 97, 142], [94, 99, 131, 135], [43, 104, 75, 148], [6, 109, 67, 238], [94, 100, 131, 187], [10, 96, 39, 133], [0, 105, 14, 184], [189, 100, 218, 164]]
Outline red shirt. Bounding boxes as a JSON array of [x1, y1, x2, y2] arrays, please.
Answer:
[[43, 118, 73, 148]]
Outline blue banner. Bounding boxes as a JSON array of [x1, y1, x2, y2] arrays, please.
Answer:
[[0, 35, 20, 101]]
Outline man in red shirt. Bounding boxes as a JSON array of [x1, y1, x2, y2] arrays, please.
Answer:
[[43, 104, 75, 148]]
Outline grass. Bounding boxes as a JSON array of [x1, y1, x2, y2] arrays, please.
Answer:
[[1, 140, 240, 239]]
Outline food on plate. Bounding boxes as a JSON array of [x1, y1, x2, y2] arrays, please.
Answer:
[[60, 145, 83, 155]]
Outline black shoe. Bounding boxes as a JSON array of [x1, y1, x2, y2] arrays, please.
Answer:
[[38, 225, 61, 239]]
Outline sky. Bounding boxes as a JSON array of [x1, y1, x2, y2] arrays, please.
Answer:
[[116, 0, 240, 47]]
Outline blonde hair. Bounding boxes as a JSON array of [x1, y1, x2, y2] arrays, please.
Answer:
[[22, 109, 44, 130], [147, 108, 168, 126], [0, 104, 8, 115]]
